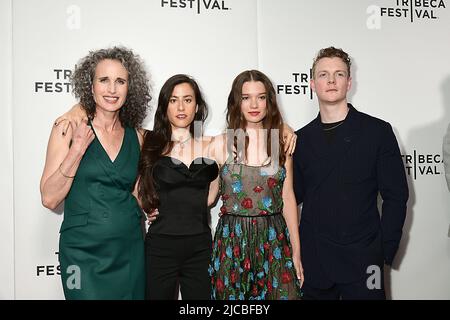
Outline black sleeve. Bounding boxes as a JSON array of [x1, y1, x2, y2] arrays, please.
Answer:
[[377, 122, 409, 265]]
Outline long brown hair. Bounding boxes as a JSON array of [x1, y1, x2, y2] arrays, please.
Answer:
[[138, 74, 208, 213], [226, 70, 286, 166]]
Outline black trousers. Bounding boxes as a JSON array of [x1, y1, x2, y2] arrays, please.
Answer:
[[145, 232, 212, 300], [301, 274, 386, 300]]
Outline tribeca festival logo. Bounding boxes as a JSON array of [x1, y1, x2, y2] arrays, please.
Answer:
[[367, 0, 447, 29], [36, 252, 81, 290], [160, 0, 230, 14], [402, 150, 443, 180], [35, 6, 79, 93], [276, 70, 314, 100], [35, 69, 72, 93], [36, 252, 61, 277]]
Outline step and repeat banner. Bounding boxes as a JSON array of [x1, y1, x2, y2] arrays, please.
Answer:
[[1, 0, 449, 299]]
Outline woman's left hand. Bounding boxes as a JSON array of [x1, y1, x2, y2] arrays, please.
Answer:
[[293, 253, 304, 288]]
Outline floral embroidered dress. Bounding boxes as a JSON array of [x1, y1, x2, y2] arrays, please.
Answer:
[[209, 162, 302, 300]]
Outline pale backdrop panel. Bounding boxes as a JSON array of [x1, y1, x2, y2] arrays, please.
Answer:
[[12, 0, 257, 299], [6, 0, 450, 299], [0, 0, 15, 300], [258, 0, 450, 299]]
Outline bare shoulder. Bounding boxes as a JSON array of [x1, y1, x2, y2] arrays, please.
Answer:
[[214, 132, 227, 140], [136, 128, 147, 147], [199, 136, 213, 159], [137, 128, 146, 137], [201, 135, 214, 147], [206, 133, 228, 166], [211, 133, 227, 148]]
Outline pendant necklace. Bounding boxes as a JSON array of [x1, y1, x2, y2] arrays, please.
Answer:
[[177, 135, 192, 149]]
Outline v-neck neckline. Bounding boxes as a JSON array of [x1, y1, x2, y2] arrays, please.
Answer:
[[91, 123, 127, 165]]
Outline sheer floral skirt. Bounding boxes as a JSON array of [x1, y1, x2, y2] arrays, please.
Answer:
[[209, 213, 302, 300]]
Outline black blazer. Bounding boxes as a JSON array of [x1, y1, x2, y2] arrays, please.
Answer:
[[293, 104, 408, 288]]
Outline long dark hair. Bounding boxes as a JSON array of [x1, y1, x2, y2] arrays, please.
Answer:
[[226, 70, 286, 166], [138, 74, 208, 213]]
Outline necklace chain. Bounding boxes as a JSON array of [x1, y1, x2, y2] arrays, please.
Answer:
[[176, 135, 192, 148], [323, 121, 344, 131]]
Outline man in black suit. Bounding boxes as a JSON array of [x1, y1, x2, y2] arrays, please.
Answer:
[[293, 47, 409, 299]]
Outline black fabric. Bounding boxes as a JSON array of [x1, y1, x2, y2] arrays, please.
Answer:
[[145, 232, 212, 300], [293, 104, 408, 289], [149, 156, 218, 236], [301, 271, 386, 300], [321, 120, 345, 144]]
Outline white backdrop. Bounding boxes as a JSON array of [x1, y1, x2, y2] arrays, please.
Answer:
[[1, 0, 449, 299], [0, 0, 14, 300], [258, 0, 450, 299]]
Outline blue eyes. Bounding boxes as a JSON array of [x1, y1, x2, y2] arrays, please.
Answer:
[[318, 73, 346, 78]]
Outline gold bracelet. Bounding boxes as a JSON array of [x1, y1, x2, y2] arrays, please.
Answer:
[[58, 163, 75, 179]]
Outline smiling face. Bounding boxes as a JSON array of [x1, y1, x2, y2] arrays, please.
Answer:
[[166, 82, 197, 131], [311, 57, 351, 105], [92, 59, 128, 113], [240, 81, 268, 129]]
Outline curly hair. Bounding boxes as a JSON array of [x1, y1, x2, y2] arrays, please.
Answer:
[[312, 46, 352, 78], [71, 46, 152, 128]]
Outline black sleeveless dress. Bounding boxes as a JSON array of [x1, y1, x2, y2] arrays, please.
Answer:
[[145, 156, 218, 299]]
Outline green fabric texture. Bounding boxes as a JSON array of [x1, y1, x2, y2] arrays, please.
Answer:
[[59, 126, 145, 300]]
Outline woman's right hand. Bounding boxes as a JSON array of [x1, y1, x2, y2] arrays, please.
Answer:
[[70, 120, 95, 156], [54, 103, 88, 136]]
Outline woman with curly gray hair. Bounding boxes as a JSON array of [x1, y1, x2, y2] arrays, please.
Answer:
[[40, 46, 151, 300]]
